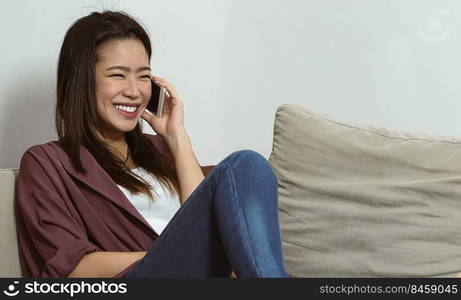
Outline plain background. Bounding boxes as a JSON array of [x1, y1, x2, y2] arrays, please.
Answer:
[[1, 0, 461, 168]]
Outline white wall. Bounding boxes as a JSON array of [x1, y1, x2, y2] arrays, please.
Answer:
[[1, 0, 461, 168]]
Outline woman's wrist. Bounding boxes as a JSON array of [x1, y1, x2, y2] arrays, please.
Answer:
[[164, 129, 191, 158]]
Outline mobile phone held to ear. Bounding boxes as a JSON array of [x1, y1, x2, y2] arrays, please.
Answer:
[[146, 79, 168, 118]]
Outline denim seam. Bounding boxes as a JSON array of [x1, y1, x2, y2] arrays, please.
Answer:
[[223, 161, 262, 277]]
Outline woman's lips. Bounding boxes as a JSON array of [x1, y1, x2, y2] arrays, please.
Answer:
[[113, 105, 138, 118]]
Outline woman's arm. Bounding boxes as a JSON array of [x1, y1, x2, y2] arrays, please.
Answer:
[[142, 76, 205, 205], [165, 129, 205, 205], [67, 251, 146, 278]]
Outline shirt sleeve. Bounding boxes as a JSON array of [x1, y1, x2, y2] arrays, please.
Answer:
[[15, 148, 101, 278]]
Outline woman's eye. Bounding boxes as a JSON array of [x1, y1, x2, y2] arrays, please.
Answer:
[[109, 74, 150, 79]]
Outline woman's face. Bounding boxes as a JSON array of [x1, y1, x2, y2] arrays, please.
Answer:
[[94, 38, 152, 139]]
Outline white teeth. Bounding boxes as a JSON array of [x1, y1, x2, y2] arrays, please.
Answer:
[[114, 105, 137, 113]]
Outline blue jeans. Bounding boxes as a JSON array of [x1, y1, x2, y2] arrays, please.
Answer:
[[123, 150, 288, 278]]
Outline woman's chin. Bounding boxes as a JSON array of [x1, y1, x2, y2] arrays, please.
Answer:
[[113, 121, 139, 133]]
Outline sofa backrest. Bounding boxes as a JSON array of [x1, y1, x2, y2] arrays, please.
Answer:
[[269, 104, 461, 277], [0, 168, 22, 277]]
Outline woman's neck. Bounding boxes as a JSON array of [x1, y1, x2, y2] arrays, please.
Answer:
[[94, 130, 137, 169]]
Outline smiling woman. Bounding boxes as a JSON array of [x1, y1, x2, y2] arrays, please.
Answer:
[[52, 11, 177, 202], [14, 10, 288, 279]]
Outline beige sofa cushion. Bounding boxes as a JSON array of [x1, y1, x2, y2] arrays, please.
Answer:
[[269, 104, 461, 277], [0, 168, 21, 277]]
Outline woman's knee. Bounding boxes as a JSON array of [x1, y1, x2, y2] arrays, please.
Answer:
[[221, 150, 277, 183], [223, 149, 265, 167]]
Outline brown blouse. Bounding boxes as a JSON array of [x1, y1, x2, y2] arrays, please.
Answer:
[[14, 133, 212, 278]]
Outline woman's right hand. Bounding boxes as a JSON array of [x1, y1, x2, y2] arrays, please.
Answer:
[[141, 76, 186, 141]]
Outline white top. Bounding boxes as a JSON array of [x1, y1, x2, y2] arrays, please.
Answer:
[[116, 167, 181, 235]]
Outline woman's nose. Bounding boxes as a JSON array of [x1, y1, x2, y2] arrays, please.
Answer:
[[122, 77, 141, 98]]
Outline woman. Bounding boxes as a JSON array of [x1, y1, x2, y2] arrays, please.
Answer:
[[14, 10, 288, 278]]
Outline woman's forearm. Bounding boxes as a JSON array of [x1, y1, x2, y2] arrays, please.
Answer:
[[67, 251, 146, 278], [165, 130, 205, 205]]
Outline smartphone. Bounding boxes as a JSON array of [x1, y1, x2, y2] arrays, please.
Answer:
[[146, 79, 168, 117]]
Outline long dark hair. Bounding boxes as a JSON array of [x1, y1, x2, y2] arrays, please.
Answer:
[[55, 10, 179, 202]]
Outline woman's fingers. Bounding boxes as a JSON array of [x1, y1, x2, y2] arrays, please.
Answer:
[[152, 75, 179, 100], [141, 110, 154, 122]]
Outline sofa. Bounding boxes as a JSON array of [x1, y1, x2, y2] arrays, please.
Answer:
[[2, 103, 461, 277]]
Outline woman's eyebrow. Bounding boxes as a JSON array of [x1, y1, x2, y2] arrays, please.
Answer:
[[106, 66, 151, 72]]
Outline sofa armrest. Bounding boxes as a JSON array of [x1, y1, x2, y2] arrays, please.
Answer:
[[200, 165, 215, 177]]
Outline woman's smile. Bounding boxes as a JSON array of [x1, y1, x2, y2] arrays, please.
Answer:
[[113, 104, 141, 119]]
